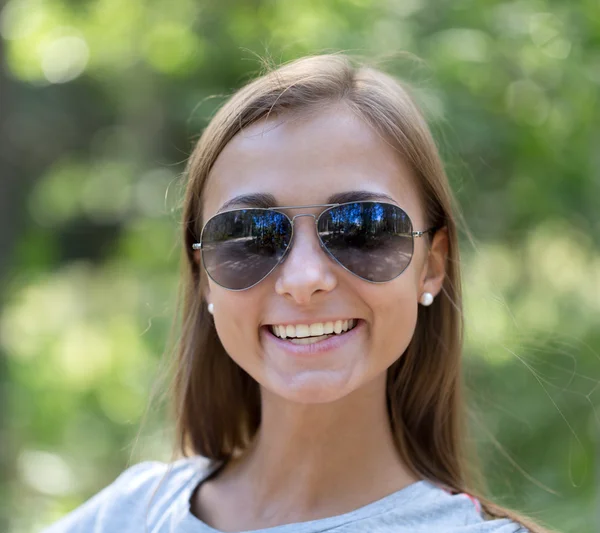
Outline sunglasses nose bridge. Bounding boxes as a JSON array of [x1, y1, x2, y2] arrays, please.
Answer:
[[290, 213, 318, 222], [289, 212, 321, 244]]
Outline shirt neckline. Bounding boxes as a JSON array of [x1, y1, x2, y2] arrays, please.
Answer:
[[178, 458, 435, 533]]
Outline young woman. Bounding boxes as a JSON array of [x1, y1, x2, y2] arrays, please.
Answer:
[[44, 54, 554, 533]]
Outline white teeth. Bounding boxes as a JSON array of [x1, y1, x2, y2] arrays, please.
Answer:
[[289, 334, 330, 345], [310, 323, 324, 336], [295, 324, 310, 338], [270, 319, 358, 339]]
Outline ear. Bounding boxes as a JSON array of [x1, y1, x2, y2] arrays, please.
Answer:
[[193, 249, 202, 266], [420, 227, 449, 298], [193, 249, 211, 302]]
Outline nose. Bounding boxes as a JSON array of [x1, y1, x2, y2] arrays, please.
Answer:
[[274, 214, 337, 305]]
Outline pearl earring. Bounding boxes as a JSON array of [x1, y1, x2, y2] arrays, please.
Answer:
[[207, 303, 214, 315], [420, 292, 434, 306]]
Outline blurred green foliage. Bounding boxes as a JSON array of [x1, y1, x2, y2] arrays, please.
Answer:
[[1, 0, 599, 532]]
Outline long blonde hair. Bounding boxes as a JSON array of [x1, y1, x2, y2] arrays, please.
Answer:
[[170, 53, 555, 532]]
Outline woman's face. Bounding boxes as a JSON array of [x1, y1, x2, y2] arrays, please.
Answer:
[[198, 105, 447, 404]]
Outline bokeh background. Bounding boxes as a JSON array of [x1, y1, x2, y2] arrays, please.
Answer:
[[1, 0, 599, 532]]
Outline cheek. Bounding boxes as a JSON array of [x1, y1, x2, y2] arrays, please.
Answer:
[[367, 282, 420, 361], [211, 292, 262, 374]]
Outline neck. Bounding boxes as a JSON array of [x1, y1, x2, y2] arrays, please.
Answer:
[[209, 373, 420, 524]]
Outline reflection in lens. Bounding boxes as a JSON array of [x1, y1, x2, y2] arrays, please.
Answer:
[[201, 209, 291, 290], [317, 202, 414, 282]]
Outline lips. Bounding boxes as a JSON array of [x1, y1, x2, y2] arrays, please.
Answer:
[[261, 319, 364, 355], [269, 319, 358, 340]]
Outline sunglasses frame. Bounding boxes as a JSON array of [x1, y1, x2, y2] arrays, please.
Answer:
[[192, 200, 440, 291]]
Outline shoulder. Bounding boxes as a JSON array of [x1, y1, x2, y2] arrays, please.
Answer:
[[356, 480, 531, 533], [425, 483, 531, 533], [41, 456, 211, 533], [430, 483, 531, 532]]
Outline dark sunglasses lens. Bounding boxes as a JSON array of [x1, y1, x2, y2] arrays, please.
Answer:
[[317, 202, 414, 282], [201, 209, 291, 290]]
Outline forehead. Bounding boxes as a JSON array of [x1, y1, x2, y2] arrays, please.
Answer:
[[202, 106, 424, 223]]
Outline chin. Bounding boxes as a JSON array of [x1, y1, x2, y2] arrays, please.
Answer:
[[262, 369, 361, 404]]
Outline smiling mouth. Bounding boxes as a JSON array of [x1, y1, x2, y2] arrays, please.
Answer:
[[267, 319, 359, 345]]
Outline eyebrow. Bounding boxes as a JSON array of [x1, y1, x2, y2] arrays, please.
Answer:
[[217, 190, 399, 212]]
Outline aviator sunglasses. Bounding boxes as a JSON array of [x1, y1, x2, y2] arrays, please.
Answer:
[[192, 201, 440, 291]]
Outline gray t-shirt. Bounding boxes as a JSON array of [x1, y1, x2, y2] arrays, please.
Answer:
[[42, 456, 529, 533]]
